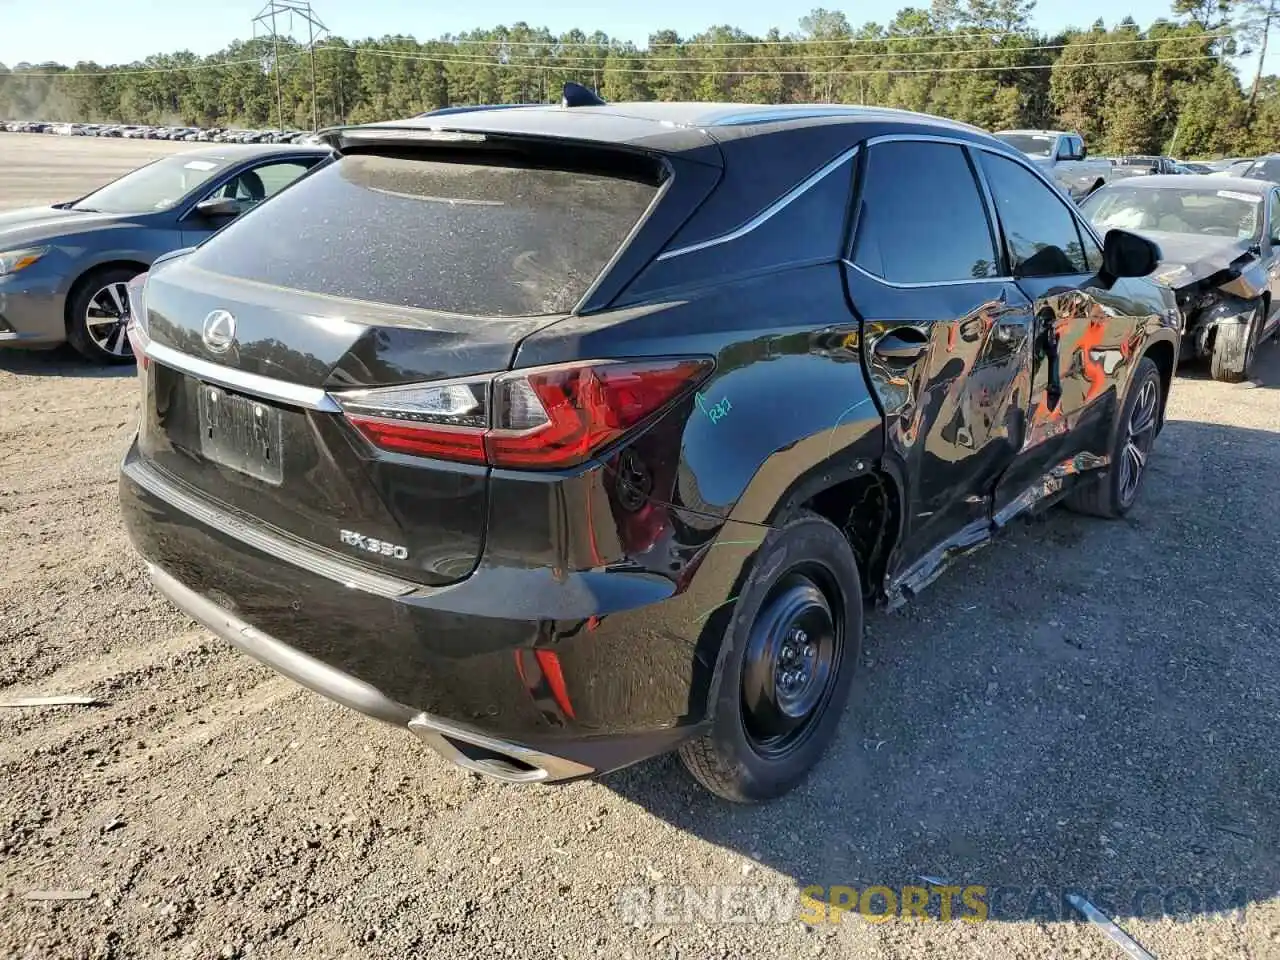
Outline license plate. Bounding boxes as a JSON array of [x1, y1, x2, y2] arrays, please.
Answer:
[[197, 383, 284, 485]]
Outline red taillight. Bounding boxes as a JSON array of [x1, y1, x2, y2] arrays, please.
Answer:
[[333, 358, 712, 470], [486, 360, 710, 468], [345, 416, 488, 463]]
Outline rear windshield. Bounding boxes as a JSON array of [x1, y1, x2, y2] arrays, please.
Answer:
[[188, 153, 660, 316]]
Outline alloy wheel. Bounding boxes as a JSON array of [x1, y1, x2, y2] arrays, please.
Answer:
[[1117, 376, 1159, 508], [84, 281, 133, 358], [739, 569, 843, 760]]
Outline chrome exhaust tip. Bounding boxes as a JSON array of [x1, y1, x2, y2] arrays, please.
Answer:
[[407, 713, 594, 784]]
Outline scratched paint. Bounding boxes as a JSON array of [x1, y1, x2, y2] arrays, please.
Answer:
[[826, 397, 874, 455]]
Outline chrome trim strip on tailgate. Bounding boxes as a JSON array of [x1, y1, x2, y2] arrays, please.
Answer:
[[145, 341, 341, 412], [124, 458, 417, 599]]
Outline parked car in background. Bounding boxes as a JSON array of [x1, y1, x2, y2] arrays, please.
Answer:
[[993, 129, 1112, 199], [1110, 155, 1184, 179], [120, 99, 1177, 803], [1241, 154, 1280, 185], [1081, 175, 1280, 381], [1174, 161, 1213, 175], [1210, 158, 1255, 177], [0, 144, 331, 362]]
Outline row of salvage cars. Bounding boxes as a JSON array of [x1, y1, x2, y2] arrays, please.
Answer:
[[0, 91, 1274, 802], [0, 120, 318, 144]]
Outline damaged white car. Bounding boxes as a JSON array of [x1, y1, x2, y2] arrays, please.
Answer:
[[1081, 175, 1280, 381]]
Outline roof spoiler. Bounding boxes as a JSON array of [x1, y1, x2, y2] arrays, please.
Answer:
[[316, 83, 610, 151]]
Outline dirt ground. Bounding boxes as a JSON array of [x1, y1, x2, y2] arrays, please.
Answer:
[[1, 133, 1278, 960]]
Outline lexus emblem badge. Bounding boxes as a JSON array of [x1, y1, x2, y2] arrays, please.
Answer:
[[202, 309, 237, 354]]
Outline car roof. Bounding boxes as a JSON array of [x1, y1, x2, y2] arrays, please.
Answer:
[[1102, 174, 1270, 193], [364, 101, 993, 156]]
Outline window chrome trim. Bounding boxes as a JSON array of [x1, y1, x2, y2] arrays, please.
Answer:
[[145, 340, 341, 412], [655, 146, 860, 261], [843, 258, 1016, 289]]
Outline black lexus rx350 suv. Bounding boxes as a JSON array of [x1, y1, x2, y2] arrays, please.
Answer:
[[120, 101, 1179, 802]]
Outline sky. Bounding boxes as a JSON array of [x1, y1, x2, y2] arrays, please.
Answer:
[[0, 0, 1210, 67]]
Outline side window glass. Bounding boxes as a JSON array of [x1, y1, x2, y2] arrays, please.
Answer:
[[852, 141, 998, 284], [1247, 158, 1280, 183], [1078, 222, 1104, 272], [979, 152, 1089, 278], [210, 160, 316, 210], [1270, 192, 1280, 244]]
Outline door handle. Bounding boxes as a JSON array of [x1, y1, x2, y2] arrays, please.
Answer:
[[873, 329, 928, 362], [1037, 306, 1063, 411]]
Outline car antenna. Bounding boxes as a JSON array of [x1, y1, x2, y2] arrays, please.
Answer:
[[562, 82, 607, 108]]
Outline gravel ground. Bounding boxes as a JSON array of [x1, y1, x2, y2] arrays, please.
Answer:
[[1, 134, 1278, 960]]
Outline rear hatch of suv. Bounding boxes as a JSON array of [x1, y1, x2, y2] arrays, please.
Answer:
[[130, 132, 708, 587]]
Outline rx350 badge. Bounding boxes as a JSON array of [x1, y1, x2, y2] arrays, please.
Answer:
[[340, 529, 409, 560]]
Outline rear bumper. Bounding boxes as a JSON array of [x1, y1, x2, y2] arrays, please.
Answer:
[[146, 562, 593, 783], [119, 444, 734, 781]]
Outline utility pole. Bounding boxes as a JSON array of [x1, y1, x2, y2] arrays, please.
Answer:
[[252, 0, 329, 131], [1249, 0, 1278, 119]]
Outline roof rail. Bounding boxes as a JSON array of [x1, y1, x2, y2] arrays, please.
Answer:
[[413, 104, 536, 118]]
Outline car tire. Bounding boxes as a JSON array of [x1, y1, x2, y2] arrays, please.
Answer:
[[1065, 356, 1163, 519], [678, 511, 863, 803], [1209, 301, 1263, 383], [66, 265, 142, 365]]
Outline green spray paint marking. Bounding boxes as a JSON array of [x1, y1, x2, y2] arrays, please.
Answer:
[[688, 594, 739, 626]]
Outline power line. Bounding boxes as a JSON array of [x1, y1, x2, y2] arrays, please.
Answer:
[[4, 31, 1234, 80], [435, 22, 1250, 47], [355, 32, 1232, 66], [338, 46, 1222, 76]]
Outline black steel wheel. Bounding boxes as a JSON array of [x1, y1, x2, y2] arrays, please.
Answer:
[[679, 511, 862, 803], [739, 570, 843, 759]]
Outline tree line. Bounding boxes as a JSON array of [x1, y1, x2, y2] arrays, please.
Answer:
[[2, 1, 1278, 159]]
